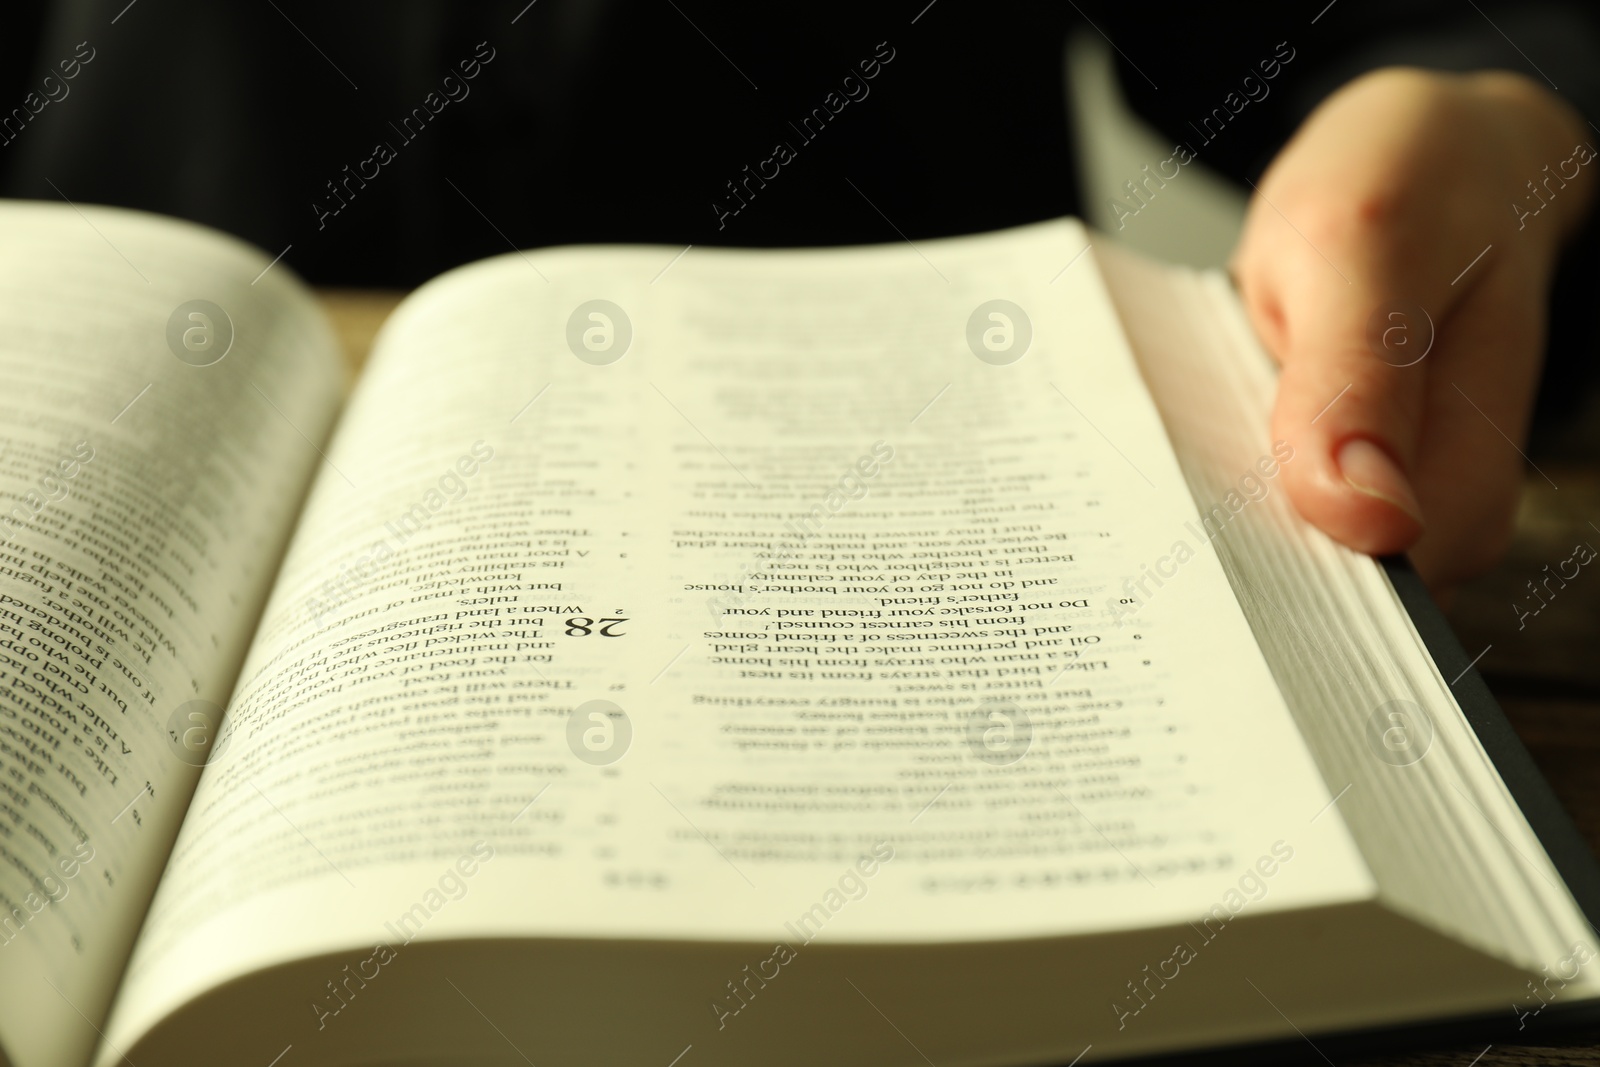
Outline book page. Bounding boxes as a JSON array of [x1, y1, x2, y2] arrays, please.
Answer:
[[104, 221, 1372, 1054], [0, 203, 343, 1067]]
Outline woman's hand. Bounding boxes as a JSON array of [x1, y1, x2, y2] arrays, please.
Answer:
[[1231, 67, 1594, 587]]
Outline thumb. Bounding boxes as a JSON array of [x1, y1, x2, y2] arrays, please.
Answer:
[[1268, 274, 1435, 556]]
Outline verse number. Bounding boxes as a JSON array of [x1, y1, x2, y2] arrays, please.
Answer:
[[565, 616, 628, 637]]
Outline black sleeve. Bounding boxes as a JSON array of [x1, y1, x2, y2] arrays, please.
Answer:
[[0, 0, 1081, 285], [0, 4, 53, 149], [1092, 0, 1600, 185]]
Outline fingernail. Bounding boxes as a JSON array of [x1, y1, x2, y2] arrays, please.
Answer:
[[1336, 438, 1424, 525]]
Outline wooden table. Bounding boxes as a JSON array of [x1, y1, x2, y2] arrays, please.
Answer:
[[315, 290, 1600, 1067]]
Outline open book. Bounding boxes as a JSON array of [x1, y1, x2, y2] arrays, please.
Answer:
[[3, 202, 1598, 1067]]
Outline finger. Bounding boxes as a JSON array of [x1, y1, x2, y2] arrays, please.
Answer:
[[1268, 253, 1442, 555], [1230, 251, 1288, 361], [1407, 263, 1545, 586]]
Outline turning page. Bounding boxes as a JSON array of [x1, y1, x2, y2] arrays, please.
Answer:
[[0, 203, 343, 1067], [103, 220, 1371, 1055]]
